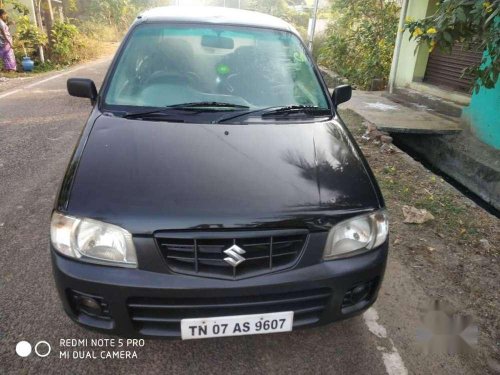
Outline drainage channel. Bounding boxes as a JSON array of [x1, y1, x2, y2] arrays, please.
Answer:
[[391, 135, 500, 218]]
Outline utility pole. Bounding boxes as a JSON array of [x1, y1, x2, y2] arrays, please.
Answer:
[[44, 0, 54, 58], [307, 0, 320, 52], [389, 0, 409, 94], [28, 0, 46, 63]]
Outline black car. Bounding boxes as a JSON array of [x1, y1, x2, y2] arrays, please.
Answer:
[[51, 6, 388, 339]]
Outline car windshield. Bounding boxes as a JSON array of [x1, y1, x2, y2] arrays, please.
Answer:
[[103, 23, 329, 114]]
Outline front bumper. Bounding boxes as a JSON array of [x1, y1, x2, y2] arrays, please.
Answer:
[[51, 242, 388, 338]]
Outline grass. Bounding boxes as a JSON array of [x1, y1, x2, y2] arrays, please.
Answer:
[[376, 165, 479, 240], [1, 39, 117, 79], [0, 70, 34, 78], [1, 60, 61, 77], [339, 108, 483, 243]]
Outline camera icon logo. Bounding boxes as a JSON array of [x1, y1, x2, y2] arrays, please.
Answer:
[[16, 341, 51, 358]]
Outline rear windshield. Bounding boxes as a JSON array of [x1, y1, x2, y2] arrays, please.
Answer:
[[104, 23, 329, 110]]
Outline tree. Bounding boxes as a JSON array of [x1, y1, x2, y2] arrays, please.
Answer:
[[1, 0, 46, 62], [84, 0, 169, 32], [404, 0, 499, 92], [318, 0, 400, 89], [0, 0, 29, 15], [244, 0, 310, 37]]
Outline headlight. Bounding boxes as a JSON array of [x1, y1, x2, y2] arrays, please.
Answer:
[[323, 209, 388, 260], [50, 212, 137, 268]]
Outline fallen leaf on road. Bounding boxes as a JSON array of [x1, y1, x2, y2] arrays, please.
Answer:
[[402, 205, 435, 224]]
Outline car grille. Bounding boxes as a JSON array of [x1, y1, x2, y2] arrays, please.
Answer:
[[128, 288, 331, 336], [155, 230, 308, 279]]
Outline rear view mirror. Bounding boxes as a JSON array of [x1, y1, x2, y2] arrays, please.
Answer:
[[332, 84, 352, 106], [67, 78, 97, 104], [201, 35, 234, 49]]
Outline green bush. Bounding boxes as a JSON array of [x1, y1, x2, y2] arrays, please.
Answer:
[[13, 15, 47, 57], [50, 21, 80, 64], [73, 19, 122, 43], [49, 20, 103, 65], [318, 0, 400, 90]]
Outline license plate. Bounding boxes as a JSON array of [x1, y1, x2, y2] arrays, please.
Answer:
[[181, 311, 294, 340]]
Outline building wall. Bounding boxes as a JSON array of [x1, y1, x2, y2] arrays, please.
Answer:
[[463, 84, 500, 149], [390, 0, 499, 150], [462, 54, 500, 150], [393, 0, 436, 87]]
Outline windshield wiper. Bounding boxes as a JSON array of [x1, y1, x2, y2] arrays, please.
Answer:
[[122, 109, 180, 119], [167, 101, 250, 110], [261, 105, 330, 118], [216, 105, 331, 123], [122, 102, 250, 119]]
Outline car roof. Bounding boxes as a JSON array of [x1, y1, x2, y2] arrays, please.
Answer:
[[138, 6, 297, 34]]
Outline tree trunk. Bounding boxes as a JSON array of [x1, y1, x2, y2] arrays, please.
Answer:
[[44, 0, 55, 58], [31, 0, 46, 63], [46, 0, 54, 22]]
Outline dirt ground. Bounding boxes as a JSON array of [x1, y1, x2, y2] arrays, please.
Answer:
[[340, 108, 500, 367]]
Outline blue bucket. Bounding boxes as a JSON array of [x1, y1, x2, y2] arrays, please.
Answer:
[[22, 56, 35, 72]]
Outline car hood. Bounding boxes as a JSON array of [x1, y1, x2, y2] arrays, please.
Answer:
[[67, 115, 380, 234]]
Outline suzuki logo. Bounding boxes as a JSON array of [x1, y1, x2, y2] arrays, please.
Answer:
[[223, 244, 246, 267]]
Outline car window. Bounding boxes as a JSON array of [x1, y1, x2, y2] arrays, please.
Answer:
[[104, 23, 329, 111]]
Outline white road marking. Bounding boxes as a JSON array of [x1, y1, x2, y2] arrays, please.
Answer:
[[363, 308, 387, 338], [0, 89, 21, 99], [382, 351, 408, 375], [30, 89, 67, 94], [0, 57, 109, 100], [363, 308, 408, 375], [25, 64, 88, 89]]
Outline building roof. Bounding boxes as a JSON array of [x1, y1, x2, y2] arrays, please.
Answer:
[[138, 6, 296, 33]]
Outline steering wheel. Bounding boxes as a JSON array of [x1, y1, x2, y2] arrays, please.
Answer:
[[220, 73, 241, 94], [143, 70, 189, 86], [135, 55, 155, 85], [185, 71, 203, 88], [270, 83, 291, 94]]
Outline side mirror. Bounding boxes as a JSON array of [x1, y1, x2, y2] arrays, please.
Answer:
[[67, 78, 97, 104], [332, 84, 352, 106]]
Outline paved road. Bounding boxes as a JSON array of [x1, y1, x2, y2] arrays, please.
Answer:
[[0, 59, 487, 374]]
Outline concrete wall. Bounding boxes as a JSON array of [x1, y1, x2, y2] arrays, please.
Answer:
[[461, 30, 500, 150], [463, 79, 500, 150], [392, 0, 436, 87]]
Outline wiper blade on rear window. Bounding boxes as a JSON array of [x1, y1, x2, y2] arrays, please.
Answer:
[[216, 105, 331, 123]]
